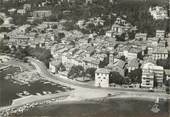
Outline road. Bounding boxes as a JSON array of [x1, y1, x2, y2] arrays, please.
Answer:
[[27, 57, 170, 99]]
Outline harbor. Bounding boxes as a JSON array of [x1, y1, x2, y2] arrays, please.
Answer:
[[0, 65, 72, 107]]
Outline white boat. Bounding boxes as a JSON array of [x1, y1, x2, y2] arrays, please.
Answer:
[[155, 97, 159, 104], [42, 91, 47, 95], [36, 93, 42, 96]]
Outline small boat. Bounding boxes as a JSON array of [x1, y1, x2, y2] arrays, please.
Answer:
[[155, 97, 159, 104], [23, 91, 30, 96], [43, 91, 47, 95], [47, 91, 52, 94], [36, 93, 42, 96]]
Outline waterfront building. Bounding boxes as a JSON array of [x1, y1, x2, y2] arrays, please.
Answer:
[[141, 62, 164, 88], [95, 68, 110, 87]]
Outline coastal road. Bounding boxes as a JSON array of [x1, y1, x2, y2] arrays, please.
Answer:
[[27, 57, 170, 99]]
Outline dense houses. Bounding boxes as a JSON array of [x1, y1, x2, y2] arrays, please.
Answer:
[[1, 1, 170, 90], [106, 17, 137, 38], [4, 18, 169, 89]]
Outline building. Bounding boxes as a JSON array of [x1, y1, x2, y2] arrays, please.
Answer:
[[32, 10, 52, 18], [156, 30, 165, 40], [152, 47, 168, 60], [135, 33, 147, 41], [8, 8, 16, 14], [17, 9, 26, 15], [49, 60, 61, 74], [95, 68, 110, 87], [141, 62, 164, 88], [23, 4, 31, 11], [127, 58, 139, 72]]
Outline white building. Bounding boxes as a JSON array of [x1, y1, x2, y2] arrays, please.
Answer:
[[17, 9, 26, 15], [156, 30, 165, 40], [141, 62, 164, 88], [49, 61, 61, 74], [95, 68, 110, 88], [152, 47, 168, 60], [149, 6, 168, 20]]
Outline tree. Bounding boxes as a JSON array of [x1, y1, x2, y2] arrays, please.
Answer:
[[68, 65, 85, 79], [157, 58, 170, 69], [85, 68, 96, 80], [119, 55, 126, 61], [128, 68, 142, 84], [99, 55, 109, 68], [116, 33, 126, 41], [0, 40, 10, 53], [109, 71, 126, 85], [27, 47, 52, 67]]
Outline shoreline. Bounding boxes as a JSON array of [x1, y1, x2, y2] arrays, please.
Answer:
[[0, 89, 169, 117]]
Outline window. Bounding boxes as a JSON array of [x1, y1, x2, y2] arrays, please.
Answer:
[[103, 77, 106, 79]]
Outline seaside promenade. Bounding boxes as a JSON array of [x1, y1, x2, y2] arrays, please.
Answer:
[[0, 57, 170, 116]]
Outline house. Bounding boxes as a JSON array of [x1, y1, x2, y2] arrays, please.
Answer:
[[8, 35, 30, 48], [23, 4, 31, 11], [105, 30, 116, 38], [135, 33, 147, 41], [141, 62, 164, 88], [152, 47, 168, 60], [17, 9, 26, 15], [8, 8, 16, 14], [107, 59, 126, 76], [49, 60, 61, 74], [165, 69, 170, 81], [127, 58, 139, 72], [156, 30, 165, 40], [32, 10, 52, 18], [123, 46, 142, 60], [95, 68, 110, 87], [83, 56, 100, 69]]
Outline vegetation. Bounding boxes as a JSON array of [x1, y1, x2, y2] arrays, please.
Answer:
[[109, 71, 128, 85], [85, 68, 96, 80], [68, 65, 85, 79], [0, 40, 10, 53], [67, 65, 96, 80], [8, 46, 52, 67], [1, 0, 168, 35], [157, 58, 170, 69], [128, 69, 142, 84]]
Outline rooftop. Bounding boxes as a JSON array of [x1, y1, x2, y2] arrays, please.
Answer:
[[95, 68, 110, 74]]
